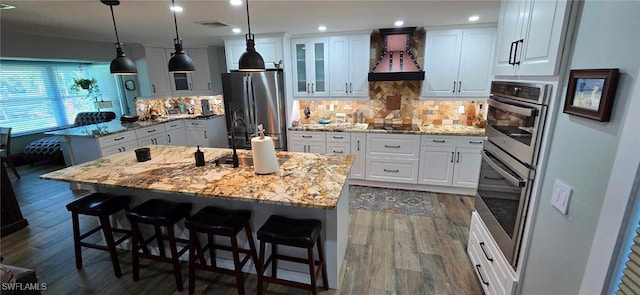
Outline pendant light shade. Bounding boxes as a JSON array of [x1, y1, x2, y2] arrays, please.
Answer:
[[168, 0, 194, 73], [238, 0, 265, 72], [102, 0, 137, 75]]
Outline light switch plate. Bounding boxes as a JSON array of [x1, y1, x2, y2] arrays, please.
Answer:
[[330, 104, 335, 111], [551, 179, 572, 214], [458, 105, 465, 114]]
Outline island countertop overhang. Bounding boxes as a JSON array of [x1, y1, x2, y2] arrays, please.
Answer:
[[40, 145, 354, 210]]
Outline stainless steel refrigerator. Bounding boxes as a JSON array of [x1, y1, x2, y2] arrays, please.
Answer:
[[221, 69, 287, 150]]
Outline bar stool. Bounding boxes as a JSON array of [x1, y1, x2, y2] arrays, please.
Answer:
[[185, 206, 258, 295], [126, 199, 194, 292], [65, 193, 131, 277], [256, 215, 329, 295]]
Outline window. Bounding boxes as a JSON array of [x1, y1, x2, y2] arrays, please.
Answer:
[[0, 60, 117, 135]]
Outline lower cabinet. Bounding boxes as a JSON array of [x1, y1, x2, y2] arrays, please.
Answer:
[[366, 159, 419, 184], [365, 134, 421, 184], [350, 133, 366, 180], [288, 131, 327, 153], [184, 117, 228, 148], [100, 139, 139, 157], [166, 128, 187, 146], [418, 136, 483, 189]]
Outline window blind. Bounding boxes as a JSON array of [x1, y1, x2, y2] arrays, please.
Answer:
[[0, 60, 104, 135], [616, 222, 640, 294]]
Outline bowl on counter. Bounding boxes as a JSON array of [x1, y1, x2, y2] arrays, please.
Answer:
[[120, 115, 139, 123]]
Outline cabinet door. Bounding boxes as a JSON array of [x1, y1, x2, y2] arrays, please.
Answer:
[[452, 147, 482, 189], [144, 47, 172, 96], [458, 28, 496, 97], [517, 0, 570, 76], [326, 142, 350, 155], [255, 37, 283, 69], [329, 36, 349, 97], [308, 142, 326, 154], [292, 39, 311, 97], [166, 49, 194, 95], [188, 48, 213, 94], [187, 128, 208, 147], [493, 0, 525, 76], [417, 146, 455, 186], [348, 34, 371, 97], [166, 129, 187, 146], [205, 116, 229, 148], [350, 133, 366, 180], [224, 39, 246, 71], [422, 29, 462, 98], [289, 142, 307, 153], [309, 38, 329, 97], [101, 140, 138, 157]]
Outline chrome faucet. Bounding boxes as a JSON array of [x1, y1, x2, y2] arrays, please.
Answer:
[[230, 117, 249, 168]]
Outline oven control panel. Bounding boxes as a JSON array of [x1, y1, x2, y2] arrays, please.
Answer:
[[491, 81, 551, 105]]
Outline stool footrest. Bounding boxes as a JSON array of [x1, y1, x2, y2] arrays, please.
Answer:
[[261, 276, 315, 290], [79, 242, 110, 251], [79, 225, 103, 240]]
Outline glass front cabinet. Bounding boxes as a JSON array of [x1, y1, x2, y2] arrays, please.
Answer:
[[291, 37, 329, 98]]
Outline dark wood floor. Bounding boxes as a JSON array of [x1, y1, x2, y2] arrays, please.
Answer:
[[1, 164, 482, 294]]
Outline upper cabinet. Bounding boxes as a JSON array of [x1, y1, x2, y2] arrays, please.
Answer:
[[493, 0, 573, 76], [138, 46, 173, 97], [291, 37, 330, 98], [224, 36, 284, 71], [329, 34, 371, 98], [421, 27, 495, 99], [187, 48, 214, 95]]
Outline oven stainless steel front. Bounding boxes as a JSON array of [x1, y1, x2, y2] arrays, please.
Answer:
[[476, 81, 552, 268]]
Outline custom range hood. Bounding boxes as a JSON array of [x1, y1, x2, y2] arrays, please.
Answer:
[[368, 27, 425, 81]]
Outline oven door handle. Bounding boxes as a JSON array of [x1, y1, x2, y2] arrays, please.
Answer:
[[481, 151, 527, 187], [489, 99, 538, 117]]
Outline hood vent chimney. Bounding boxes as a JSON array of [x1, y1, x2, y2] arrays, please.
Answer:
[[368, 27, 425, 82]]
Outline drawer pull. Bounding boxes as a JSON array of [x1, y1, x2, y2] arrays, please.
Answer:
[[302, 135, 312, 138], [191, 122, 199, 126], [479, 242, 494, 262], [475, 264, 489, 286], [469, 141, 483, 144], [113, 136, 125, 141], [383, 169, 399, 173], [333, 150, 344, 154], [118, 148, 122, 152], [451, 152, 454, 163], [122, 146, 126, 151], [147, 129, 156, 133], [432, 139, 446, 143], [332, 136, 344, 139], [170, 124, 178, 128], [384, 145, 401, 148]]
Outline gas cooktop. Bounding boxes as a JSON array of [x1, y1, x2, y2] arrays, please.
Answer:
[[366, 124, 421, 131]]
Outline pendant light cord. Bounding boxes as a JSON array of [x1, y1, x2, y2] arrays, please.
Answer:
[[109, 5, 121, 43], [172, 0, 180, 40], [246, 0, 251, 35]]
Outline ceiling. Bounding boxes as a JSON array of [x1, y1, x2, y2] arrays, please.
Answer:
[[0, 0, 501, 47]]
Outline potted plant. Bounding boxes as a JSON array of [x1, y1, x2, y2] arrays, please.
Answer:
[[71, 78, 100, 97]]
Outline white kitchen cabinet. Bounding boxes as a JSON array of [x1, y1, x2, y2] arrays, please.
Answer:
[[137, 133, 168, 147], [418, 146, 456, 186], [224, 36, 284, 71], [329, 34, 370, 98], [493, 0, 572, 76], [326, 132, 351, 155], [166, 128, 187, 146], [100, 140, 139, 157], [452, 147, 483, 188], [421, 28, 495, 99], [165, 49, 194, 96], [184, 117, 228, 148], [350, 133, 366, 180], [288, 131, 327, 154], [187, 48, 213, 94], [291, 37, 330, 98], [365, 134, 420, 184], [138, 46, 173, 97], [418, 136, 483, 189]]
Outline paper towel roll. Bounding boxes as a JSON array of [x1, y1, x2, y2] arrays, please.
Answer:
[[251, 136, 280, 174]]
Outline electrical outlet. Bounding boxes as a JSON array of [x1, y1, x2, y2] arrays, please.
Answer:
[[458, 105, 465, 114], [551, 179, 572, 214], [330, 104, 335, 111]]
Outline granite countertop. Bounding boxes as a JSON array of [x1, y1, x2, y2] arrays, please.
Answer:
[[40, 145, 354, 210], [45, 114, 224, 138], [289, 123, 485, 136]]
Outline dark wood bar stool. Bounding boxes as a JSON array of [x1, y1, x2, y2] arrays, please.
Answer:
[[185, 206, 258, 295], [256, 215, 329, 295], [65, 193, 131, 277], [126, 199, 194, 292]]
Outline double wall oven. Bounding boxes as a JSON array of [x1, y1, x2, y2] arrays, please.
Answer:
[[476, 81, 551, 268]]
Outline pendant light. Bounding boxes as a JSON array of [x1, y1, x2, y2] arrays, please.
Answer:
[[101, 0, 137, 75], [238, 0, 265, 71], [168, 0, 195, 73]]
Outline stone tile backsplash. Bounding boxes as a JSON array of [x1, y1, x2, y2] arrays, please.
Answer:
[[134, 95, 225, 118]]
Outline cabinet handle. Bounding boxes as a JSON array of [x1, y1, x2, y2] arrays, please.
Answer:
[[456, 152, 460, 163], [147, 129, 156, 133], [333, 150, 344, 154], [114, 136, 125, 141], [452, 81, 456, 93], [332, 136, 344, 139], [357, 140, 360, 151], [170, 124, 178, 128], [208, 82, 211, 90], [304, 145, 307, 153], [311, 83, 315, 93], [302, 135, 312, 138], [152, 84, 156, 93], [192, 122, 199, 126], [514, 39, 524, 65], [432, 139, 446, 143], [458, 81, 461, 93], [509, 41, 516, 65], [204, 131, 207, 138], [350, 82, 353, 94], [189, 83, 192, 90], [384, 145, 401, 148], [451, 152, 454, 163], [118, 148, 122, 152], [383, 169, 399, 173], [479, 242, 494, 262], [307, 83, 310, 94], [469, 141, 482, 144], [122, 146, 126, 151], [345, 83, 348, 93], [168, 134, 172, 142], [475, 264, 489, 286]]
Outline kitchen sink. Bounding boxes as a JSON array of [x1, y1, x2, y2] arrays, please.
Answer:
[[214, 154, 289, 167]]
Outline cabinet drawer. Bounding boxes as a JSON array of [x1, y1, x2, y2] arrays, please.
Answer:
[[184, 120, 205, 129], [421, 135, 456, 147], [456, 136, 485, 148], [100, 140, 138, 157], [326, 132, 350, 143], [164, 121, 183, 131], [367, 134, 420, 159], [326, 142, 350, 155], [135, 125, 165, 138], [468, 232, 503, 295], [366, 159, 419, 184], [98, 132, 137, 149], [289, 131, 326, 142]]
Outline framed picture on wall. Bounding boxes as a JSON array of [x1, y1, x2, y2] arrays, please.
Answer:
[[563, 69, 620, 122]]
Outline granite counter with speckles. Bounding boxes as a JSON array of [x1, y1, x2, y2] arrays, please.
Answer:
[[289, 123, 485, 136], [40, 145, 354, 210]]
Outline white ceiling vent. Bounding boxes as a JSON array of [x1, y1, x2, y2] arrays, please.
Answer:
[[196, 20, 231, 28]]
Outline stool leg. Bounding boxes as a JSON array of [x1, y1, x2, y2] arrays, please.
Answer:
[[317, 236, 329, 290], [244, 224, 259, 270], [257, 240, 266, 295], [166, 226, 184, 292], [71, 212, 83, 270], [193, 232, 206, 265], [207, 234, 217, 267], [230, 235, 245, 295], [99, 215, 122, 278], [154, 225, 166, 258], [188, 229, 196, 295], [271, 244, 278, 278], [307, 246, 318, 295], [131, 221, 141, 281]]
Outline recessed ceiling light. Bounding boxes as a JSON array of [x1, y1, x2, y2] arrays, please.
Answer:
[[230, 0, 243, 6], [318, 25, 327, 31], [170, 5, 183, 12], [468, 15, 480, 22], [232, 28, 242, 33], [0, 4, 16, 10], [394, 20, 404, 27]]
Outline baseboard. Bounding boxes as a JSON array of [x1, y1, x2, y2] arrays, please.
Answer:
[[348, 179, 477, 196]]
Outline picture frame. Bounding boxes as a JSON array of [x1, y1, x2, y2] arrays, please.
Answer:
[[563, 69, 619, 122], [124, 80, 136, 91]]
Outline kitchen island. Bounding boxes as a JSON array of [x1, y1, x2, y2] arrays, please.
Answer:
[[40, 145, 354, 288]]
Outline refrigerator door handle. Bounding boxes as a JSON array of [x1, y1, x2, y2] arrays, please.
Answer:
[[248, 75, 257, 132]]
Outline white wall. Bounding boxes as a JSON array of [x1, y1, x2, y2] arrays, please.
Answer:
[[520, 1, 640, 294]]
